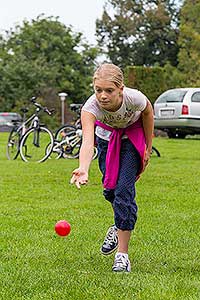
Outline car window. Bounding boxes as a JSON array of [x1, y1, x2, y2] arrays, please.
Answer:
[[156, 90, 187, 103], [191, 92, 200, 103]]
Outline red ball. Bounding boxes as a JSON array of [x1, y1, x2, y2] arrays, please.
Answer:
[[55, 220, 71, 236]]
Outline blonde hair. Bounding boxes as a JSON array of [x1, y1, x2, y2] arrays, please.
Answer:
[[93, 63, 124, 88]]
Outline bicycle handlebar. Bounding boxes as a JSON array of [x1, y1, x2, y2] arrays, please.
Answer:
[[44, 107, 55, 116], [30, 96, 55, 116], [70, 103, 82, 112]]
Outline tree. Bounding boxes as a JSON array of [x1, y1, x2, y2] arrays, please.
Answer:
[[178, 0, 200, 85], [96, 0, 181, 68], [0, 15, 98, 113]]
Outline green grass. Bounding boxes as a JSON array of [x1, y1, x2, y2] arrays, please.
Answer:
[[0, 132, 200, 300]]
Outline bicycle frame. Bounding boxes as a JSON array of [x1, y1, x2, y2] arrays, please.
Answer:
[[53, 131, 81, 152], [31, 116, 41, 147], [13, 112, 38, 137]]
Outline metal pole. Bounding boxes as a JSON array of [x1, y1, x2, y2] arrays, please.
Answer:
[[58, 92, 68, 126], [61, 99, 65, 125]]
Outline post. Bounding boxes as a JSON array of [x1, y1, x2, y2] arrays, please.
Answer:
[[58, 92, 68, 125]]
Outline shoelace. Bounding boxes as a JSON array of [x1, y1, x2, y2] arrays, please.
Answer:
[[114, 255, 128, 268], [104, 228, 117, 246]]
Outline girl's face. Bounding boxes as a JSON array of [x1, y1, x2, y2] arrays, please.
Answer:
[[94, 79, 123, 112]]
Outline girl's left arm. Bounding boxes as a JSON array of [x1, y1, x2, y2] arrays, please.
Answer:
[[141, 99, 154, 166]]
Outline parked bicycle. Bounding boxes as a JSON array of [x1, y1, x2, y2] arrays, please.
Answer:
[[47, 123, 98, 160], [46, 103, 98, 160], [6, 97, 54, 162]]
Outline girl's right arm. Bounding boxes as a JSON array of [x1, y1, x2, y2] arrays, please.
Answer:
[[70, 110, 96, 189]]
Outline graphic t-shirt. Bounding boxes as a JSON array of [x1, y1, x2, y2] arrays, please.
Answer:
[[82, 87, 147, 140]]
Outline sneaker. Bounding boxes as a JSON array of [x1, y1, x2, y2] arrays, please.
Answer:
[[112, 253, 131, 272], [100, 225, 118, 255]]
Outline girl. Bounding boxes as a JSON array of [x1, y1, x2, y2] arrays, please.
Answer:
[[70, 63, 154, 272]]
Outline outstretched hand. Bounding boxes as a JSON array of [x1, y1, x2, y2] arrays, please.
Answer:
[[70, 168, 88, 189]]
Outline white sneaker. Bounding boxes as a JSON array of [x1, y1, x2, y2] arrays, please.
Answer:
[[100, 225, 118, 255], [112, 253, 131, 272]]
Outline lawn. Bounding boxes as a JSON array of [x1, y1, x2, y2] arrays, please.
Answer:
[[0, 132, 200, 300]]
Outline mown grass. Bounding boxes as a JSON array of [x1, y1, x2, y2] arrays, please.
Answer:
[[0, 132, 200, 300]]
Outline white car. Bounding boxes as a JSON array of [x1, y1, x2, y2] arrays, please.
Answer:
[[154, 88, 200, 138]]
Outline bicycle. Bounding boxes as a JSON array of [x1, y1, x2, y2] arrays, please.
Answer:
[[47, 124, 98, 160], [7, 97, 54, 162], [46, 103, 98, 160]]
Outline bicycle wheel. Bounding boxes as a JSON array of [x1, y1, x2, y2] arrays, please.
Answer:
[[6, 127, 21, 160], [55, 125, 76, 141], [62, 136, 81, 159], [151, 146, 161, 157], [45, 141, 63, 160], [55, 125, 80, 159], [93, 146, 98, 160], [55, 125, 98, 160], [62, 140, 98, 160], [19, 126, 54, 162]]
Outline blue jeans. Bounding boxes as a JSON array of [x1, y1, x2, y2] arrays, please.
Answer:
[[97, 137, 141, 231]]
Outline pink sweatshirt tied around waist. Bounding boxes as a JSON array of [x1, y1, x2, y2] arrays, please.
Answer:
[[95, 118, 146, 189]]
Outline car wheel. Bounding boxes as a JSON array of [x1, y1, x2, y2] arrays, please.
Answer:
[[167, 131, 177, 138], [168, 131, 186, 139], [176, 133, 186, 139]]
